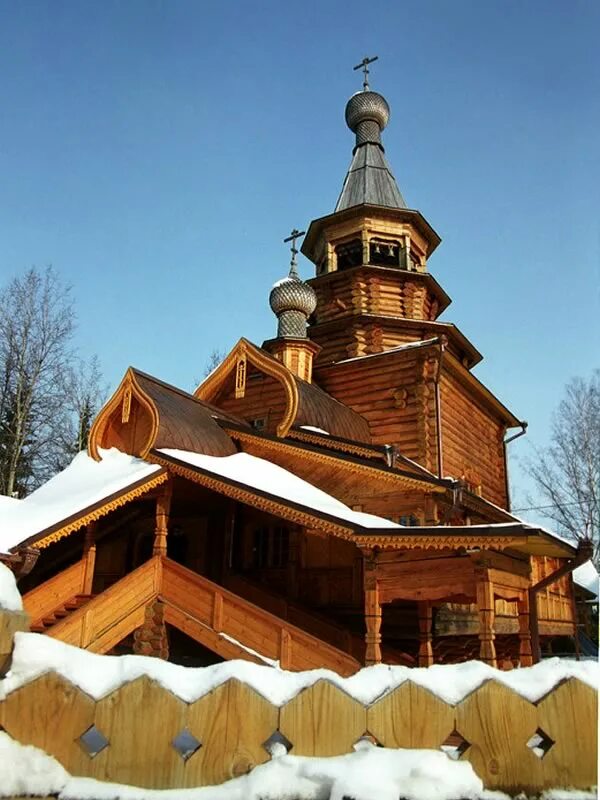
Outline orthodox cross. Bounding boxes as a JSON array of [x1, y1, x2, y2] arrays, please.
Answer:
[[284, 228, 305, 277], [353, 55, 378, 91]]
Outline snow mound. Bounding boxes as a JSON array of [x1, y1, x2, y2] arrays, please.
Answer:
[[4, 632, 598, 706], [0, 731, 69, 796], [0, 730, 493, 800], [0, 562, 23, 611]]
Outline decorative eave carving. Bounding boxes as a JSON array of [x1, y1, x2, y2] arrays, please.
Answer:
[[149, 450, 357, 541], [12, 470, 169, 552], [195, 338, 299, 438], [88, 368, 159, 461]]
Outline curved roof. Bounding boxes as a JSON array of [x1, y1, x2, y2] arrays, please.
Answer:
[[89, 368, 239, 460], [195, 338, 371, 443]]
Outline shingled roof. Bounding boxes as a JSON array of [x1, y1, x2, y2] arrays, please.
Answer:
[[335, 142, 406, 212]]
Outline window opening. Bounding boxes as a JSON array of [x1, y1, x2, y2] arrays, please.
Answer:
[[369, 238, 400, 267], [335, 239, 362, 271]]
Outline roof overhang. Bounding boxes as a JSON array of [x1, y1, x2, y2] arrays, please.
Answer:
[[7, 469, 169, 553], [303, 204, 442, 261]]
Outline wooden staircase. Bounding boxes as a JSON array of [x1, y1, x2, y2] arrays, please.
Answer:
[[30, 594, 94, 633], [23, 557, 362, 675]]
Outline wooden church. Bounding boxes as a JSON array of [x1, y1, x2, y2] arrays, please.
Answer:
[[1, 63, 590, 674]]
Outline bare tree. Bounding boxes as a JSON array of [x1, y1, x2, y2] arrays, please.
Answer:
[[527, 370, 599, 566], [203, 348, 226, 378], [51, 355, 106, 472], [0, 267, 105, 496]]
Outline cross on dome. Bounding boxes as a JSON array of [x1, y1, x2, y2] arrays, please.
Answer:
[[283, 228, 306, 278], [353, 55, 378, 91]]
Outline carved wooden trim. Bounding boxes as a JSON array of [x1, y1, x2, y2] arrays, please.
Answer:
[[194, 338, 299, 437], [31, 471, 169, 550], [88, 368, 159, 460], [149, 453, 356, 541], [229, 428, 444, 493]]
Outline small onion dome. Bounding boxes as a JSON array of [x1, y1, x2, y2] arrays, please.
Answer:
[[269, 272, 317, 318], [345, 90, 390, 134]]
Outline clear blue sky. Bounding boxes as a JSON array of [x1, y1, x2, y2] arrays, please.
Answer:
[[0, 1, 598, 511]]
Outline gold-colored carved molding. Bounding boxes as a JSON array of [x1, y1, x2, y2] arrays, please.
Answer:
[[30, 471, 169, 551], [150, 453, 356, 541], [194, 338, 299, 437], [88, 369, 159, 461]]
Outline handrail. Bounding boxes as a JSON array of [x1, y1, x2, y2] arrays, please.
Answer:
[[49, 556, 162, 649], [161, 558, 360, 675], [23, 559, 86, 624]]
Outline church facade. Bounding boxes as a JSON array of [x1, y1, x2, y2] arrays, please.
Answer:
[[1, 69, 589, 673]]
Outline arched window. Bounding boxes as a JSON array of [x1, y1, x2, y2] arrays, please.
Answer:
[[335, 239, 362, 271]]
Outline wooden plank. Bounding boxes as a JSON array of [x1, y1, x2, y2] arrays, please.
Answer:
[[367, 682, 454, 748], [456, 680, 542, 794], [91, 676, 186, 789], [23, 560, 85, 623], [537, 678, 598, 790], [183, 679, 277, 787], [0, 671, 95, 776], [279, 680, 366, 756]]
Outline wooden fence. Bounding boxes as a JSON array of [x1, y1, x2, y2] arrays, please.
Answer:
[[0, 670, 596, 794]]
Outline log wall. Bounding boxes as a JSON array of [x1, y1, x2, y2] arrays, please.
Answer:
[[439, 369, 507, 507], [216, 368, 287, 434]]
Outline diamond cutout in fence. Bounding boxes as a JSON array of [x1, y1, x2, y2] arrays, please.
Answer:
[[526, 728, 555, 759], [79, 725, 109, 758], [440, 729, 470, 761], [172, 728, 202, 761], [263, 730, 293, 758]]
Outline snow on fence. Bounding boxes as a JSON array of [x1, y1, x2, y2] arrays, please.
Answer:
[[0, 659, 597, 794]]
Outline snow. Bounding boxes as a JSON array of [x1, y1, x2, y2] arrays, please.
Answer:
[[299, 425, 330, 435], [0, 730, 502, 800], [0, 731, 69, 796], [218, 631, 279, 667], [3, 632, 598, 708], [0, 562, 23, 611], [159, 449, 402, 530], [573, 561, 599, 598], [0, 448, 162, 554]]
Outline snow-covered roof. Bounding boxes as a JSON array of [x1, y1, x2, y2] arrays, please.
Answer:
[[0, 449, 164, 554], [159, 449, 401, 531], [573, 560, 599, 598]]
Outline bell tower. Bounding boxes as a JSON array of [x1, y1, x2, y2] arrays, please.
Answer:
[[301, 59, 455, 365]]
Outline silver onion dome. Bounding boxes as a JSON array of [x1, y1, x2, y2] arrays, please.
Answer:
[[269, 267, 317, 339], [345, 91, 390, 133], [269, 273, 317, 317]]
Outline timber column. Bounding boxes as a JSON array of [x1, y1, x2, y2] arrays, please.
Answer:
[[153, 479, 173, 557], [82, 522, 97, 595], [517, 592, 533, 667], [475, 567, 497, 667], [417, 601, 434, 667], [363, 549, 382, 665]]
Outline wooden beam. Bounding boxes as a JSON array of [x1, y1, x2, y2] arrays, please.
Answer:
[[417, 602, 433, 667], [475, 569, 497, 667], [82, 523, 97, 596], [517, 593, 533, 667], [152, 480, 173, 557], [363, 549, 382, 666]]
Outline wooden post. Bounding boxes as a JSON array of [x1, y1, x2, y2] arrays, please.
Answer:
[[528, 586, 541, 663], [517, 592, 533, 667], [476, 569, 497, 667], [417, 601, 433, 667], [82, 522, 97, 596], [363, 549, 382, 666], [152, 480, 172, 557]]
